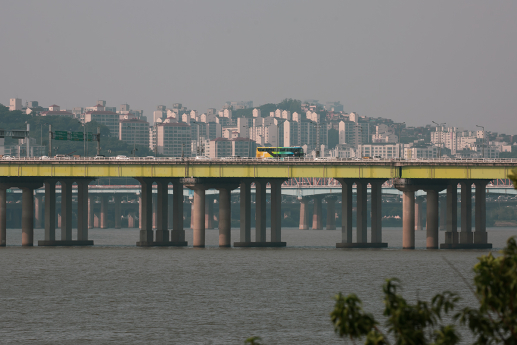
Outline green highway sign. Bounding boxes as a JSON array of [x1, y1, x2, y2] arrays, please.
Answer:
[[87, 132, 93, 141], [54, 131, 68, 140], [71, 132, 84, 141]]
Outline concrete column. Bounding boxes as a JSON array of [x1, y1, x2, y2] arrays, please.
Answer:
[[155, 181, 169, 243], [168, 194, 174, 229], [100, 195, 108, 229], [21, 187, 34, 246], [325, 197, 336, 230], [171, 182, 185, 243], [190, 202, 195, 229], [312, 196, 323, 230], [341, 180, 353, 243], [152, 193, 157, 230], [356, 181, 368, 243], [93, 214, 99, 228], [88, 195, 94, 229], [299, 197, 309, 230], [138, 179, 154, 245], [192, 186, 206, 247], [439, 196, 447, 230], [138, 194, 142, 229], [415, 197, 423, 230], [34, 194, 43, 229], [77, 181, 89, 241], [206, 196, 214, 229], [255, 180, 267, 242], [0, 187, 6, 246], [239, 181, 251, 242], [460, 181, 473, 244], [114, 194, 122, 229], [270, 180, 282, 243], [218, 188, 231, 247], [445, 183, 458, 244], [370, 180, 383, 243], [129, 214, 135, 228], [402, 190, 416, 249], [426, 189, 439, 249], [44, 181, 56, 242], [60, 181, 72, 241], [474, 181, 488, 244]]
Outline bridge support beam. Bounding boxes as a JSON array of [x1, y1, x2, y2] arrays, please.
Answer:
[[114, 194, 121, 229], [206, 196, 214, 229], [299, 197, 309, 230], [136, 179, 154, 246], [441, 183, 459, 247], [425, 189, 440, 249], [61, 181, 73, 241], [100, 195, 108, 229], [77, 181, 89, 241], [88, 195, 94, 229], [170, 182, 186, 245], [312, 195, 323, 230], [255, 180, 267, 242], [474, 181, 491, 247], [325, 196, 337, 230], [192, 186, 206, 248], [44, 181, 56, 242], [0, 186, 7, 246], [270, 180, 283, 243], [439, 196, 447, 230], [460, 181, 473, 244], [337, 179, 387, 248], [415, 197, 424, 231], [34, 194, 43, 229], [218, 188, 231, 247], [21, 187, 34, 246], [239, 181, 251, 243], [155, 181, 169, 244]]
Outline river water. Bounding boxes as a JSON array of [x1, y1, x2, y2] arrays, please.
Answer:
[[1, 227, 516, 344]]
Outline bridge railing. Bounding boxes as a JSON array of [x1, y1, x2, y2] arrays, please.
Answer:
[[2, 156, 517, 163]]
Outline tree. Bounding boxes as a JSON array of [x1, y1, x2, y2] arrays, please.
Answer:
[[330, 237, 517, 344]]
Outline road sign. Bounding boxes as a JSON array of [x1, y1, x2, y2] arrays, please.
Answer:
[[54, 131, 68, 140], [71, 132, 84, 141], [87, 132, 93, 142]]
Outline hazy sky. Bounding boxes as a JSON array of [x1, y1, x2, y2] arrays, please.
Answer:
[[2, 1, 516, 133]]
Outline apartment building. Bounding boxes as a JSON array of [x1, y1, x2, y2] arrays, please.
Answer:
[[119, 118, 150, 148], [156, 122, 192, 157]]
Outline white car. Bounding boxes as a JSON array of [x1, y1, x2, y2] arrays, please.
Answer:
[[195, 156, 209, 160], [115, 155, 130, 160], [2, 155, 14, 160], [39, 156, 50, 160]]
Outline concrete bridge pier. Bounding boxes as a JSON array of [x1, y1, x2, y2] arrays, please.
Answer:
[[114, 194, 121, 229], [152, 193, 157, 230], [192, 186, 206, 248], [325, 196, 337, 230], [155, 181, 169, 245], [312, 195, 324, 230], [460, 181, 473, 244], [0, 186, 6, 246], [88, 195, 94, 229], [39, 178, 93, 246], [136, 178, 154, 246], [238, 180, 251, 243], [100, 194, 108, 229], [170, 181, 186, 245], [206, 195, 215, 229], [168, 194, 174, 229], [337, 179, 387, 248], [425, 187, 444, 249], [218, 187, 232, 247], [21, 187, 35, 246], [439, 196, 447, 230], [415, 197, 424, 231], [34, 194, 43, 229], [394, 179, 418, 249], [474, 180, 490, 246], [235, 179, 286, 247], [298, 197, 309, 230], [441, 183, 459, 248]]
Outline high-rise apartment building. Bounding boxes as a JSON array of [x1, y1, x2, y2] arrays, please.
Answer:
[[156, 122, 192, 157], [119, 119, 150, 149]]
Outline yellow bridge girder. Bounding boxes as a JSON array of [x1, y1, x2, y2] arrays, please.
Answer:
[[0, 161, 515, 180]]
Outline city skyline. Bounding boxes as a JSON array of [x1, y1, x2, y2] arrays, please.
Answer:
[[1, 1, 516, 133]]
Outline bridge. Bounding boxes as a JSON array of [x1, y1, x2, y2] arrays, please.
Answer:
[[0, 157, 516, 249]]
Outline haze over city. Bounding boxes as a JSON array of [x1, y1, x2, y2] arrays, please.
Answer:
[[2, 1, 517, 133]]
